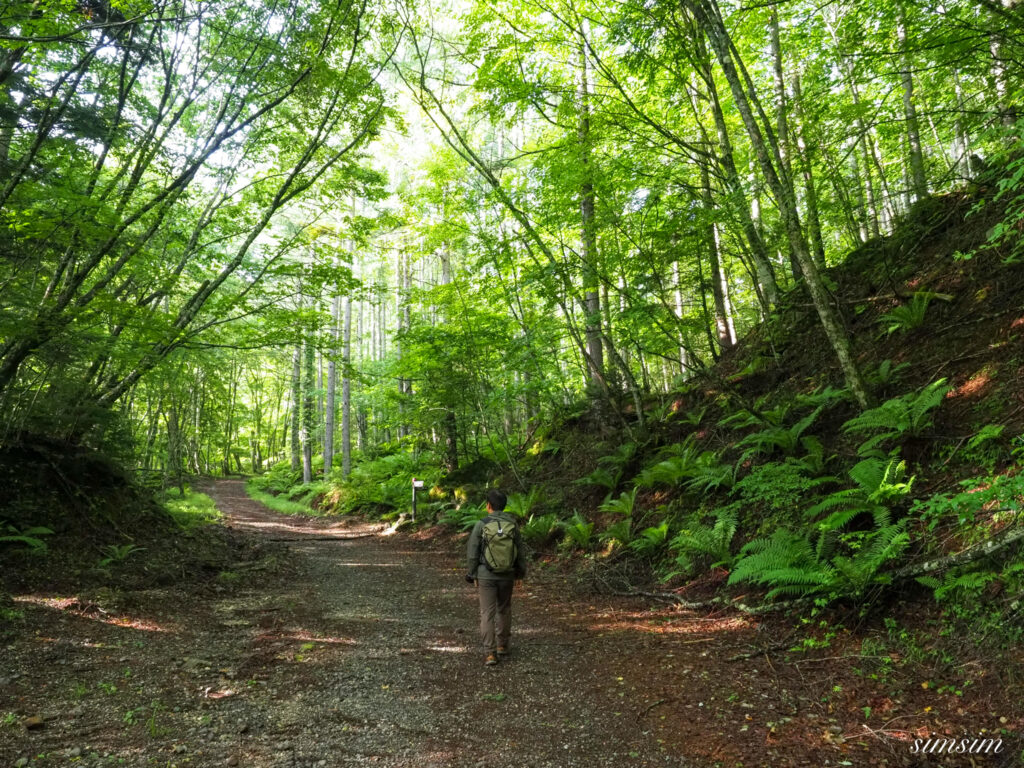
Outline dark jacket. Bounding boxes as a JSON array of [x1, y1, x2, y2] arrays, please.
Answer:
[[466, 511, 528, 582]]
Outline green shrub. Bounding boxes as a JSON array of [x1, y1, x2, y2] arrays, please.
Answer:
[[598, 488, 638, 517], [246, 482, 314, 515], [438, 503, 487, 531], [736, 406, 826, 462], [249, 460, 301, 494], [734, 462, 835, 518], [506, 488, 543, 519], [728, 512, 909, 601]]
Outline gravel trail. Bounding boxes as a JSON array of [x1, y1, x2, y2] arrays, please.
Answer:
[[188, 480, 685, 768]]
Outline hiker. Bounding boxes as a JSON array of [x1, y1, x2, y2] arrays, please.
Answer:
[[465, 489, 527, 666]]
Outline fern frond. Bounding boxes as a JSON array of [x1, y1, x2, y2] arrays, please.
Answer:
[[599, 488, 639, 517], [908, 379, 950, 433], [804, 488, 862, 518], [718, 409, 765, 430], [576, 466, 622, 490], [599, 518, 633, 547]]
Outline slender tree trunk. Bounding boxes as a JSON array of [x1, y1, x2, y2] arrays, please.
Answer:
[[290, 344, 301, 473], [769, 12, 792, 186], [671, 258, 689, 375], [341, 293, 352, 478], [325, 288, 340, 476], [687, 0, 870, 408], [395, 249, 406, 440], [898, 5, 928, 202], [579, 24, 604, 394], [990, 0, 1017, 127], [702, 166, 734, 351], [166, 406, 184, 495], [791, 74, 827, 268], [302, 335, 315, 484], [702, 60, 778, 308]]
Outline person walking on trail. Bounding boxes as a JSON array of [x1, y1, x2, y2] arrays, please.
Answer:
[[465, 489, 527, 666]]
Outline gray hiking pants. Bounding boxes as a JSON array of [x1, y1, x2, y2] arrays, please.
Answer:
[[477, 579, 513, 653]]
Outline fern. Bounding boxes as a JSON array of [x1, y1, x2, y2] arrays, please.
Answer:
[[830, 522, 909, 594], [0, 525, 54, 552], [728, 529, 835, 599], [633, 438, 700, 489], [597, 442, 638, 471], [735, 405, 826, 461], [717, 408, 768, 430], [563, 512, 595, 550], [806, 458, 912, 525], [521, 512, 561, 545], [878, 292, 951, 335], [630, 521, 670, 556], [599, 488, 639, 517], [98, 543, 144, 568], [599, 518, 633, 548], [731, 511, 910, 600], [966, 423, 1004, 452], [789, 436, 830, 474], [575, 466, 621, 490], [680, 405, 708, 427], [794, 385, 851, 409], [866, 359, 910, 387], [685, 453, 737, 493], [842, 380, 950, 456], [506, 488, 543, 519], [670, 504, 738, 573], [438, 504, 487, 531]]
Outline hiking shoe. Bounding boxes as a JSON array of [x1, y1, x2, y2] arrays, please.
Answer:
[[484, 653, 499, 666], [496, 646, 509, 657]]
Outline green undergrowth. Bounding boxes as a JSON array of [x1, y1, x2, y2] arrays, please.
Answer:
[[162, 487, 222, 529], [246, 479, 319, 516], [248, 185, 1024, 649]]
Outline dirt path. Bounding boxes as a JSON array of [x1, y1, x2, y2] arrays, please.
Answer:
[[193, 481, 691, 767], [4, 481, 1014, 767]]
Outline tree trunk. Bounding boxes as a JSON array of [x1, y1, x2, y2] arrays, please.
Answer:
[[769, 12, 792, 186], [301, 337, 315, 484], [325, 289, 340, 477], [578, 24, 604, 393], [791, 74, 827, 268], [687, 0, 870, 408], [702, 59, 778, 309], [395, 249, 406, 440], [342, 293, 353, 478], [702, 166, 734, 352], [990, 0, 1017, 127], [898, 5, 928, 202], [290, 344, 301, 473]]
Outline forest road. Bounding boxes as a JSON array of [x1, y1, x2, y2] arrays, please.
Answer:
[[2, 479, 799, 768], [196, 479, 693, 768]]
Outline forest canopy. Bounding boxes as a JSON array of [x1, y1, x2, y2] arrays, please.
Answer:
[[0, 0, 1021, 490]]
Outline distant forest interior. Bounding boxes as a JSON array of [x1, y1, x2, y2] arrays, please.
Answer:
[[2, 0, 1024, 764]]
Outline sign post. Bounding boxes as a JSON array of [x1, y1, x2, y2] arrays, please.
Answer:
[[411, 477, 425, 522]]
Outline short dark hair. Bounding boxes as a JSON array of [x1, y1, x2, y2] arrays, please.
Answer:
[[486, 489, 507, 511]]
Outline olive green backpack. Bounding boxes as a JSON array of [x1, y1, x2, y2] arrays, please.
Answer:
[[481, 516, 518, 575]]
